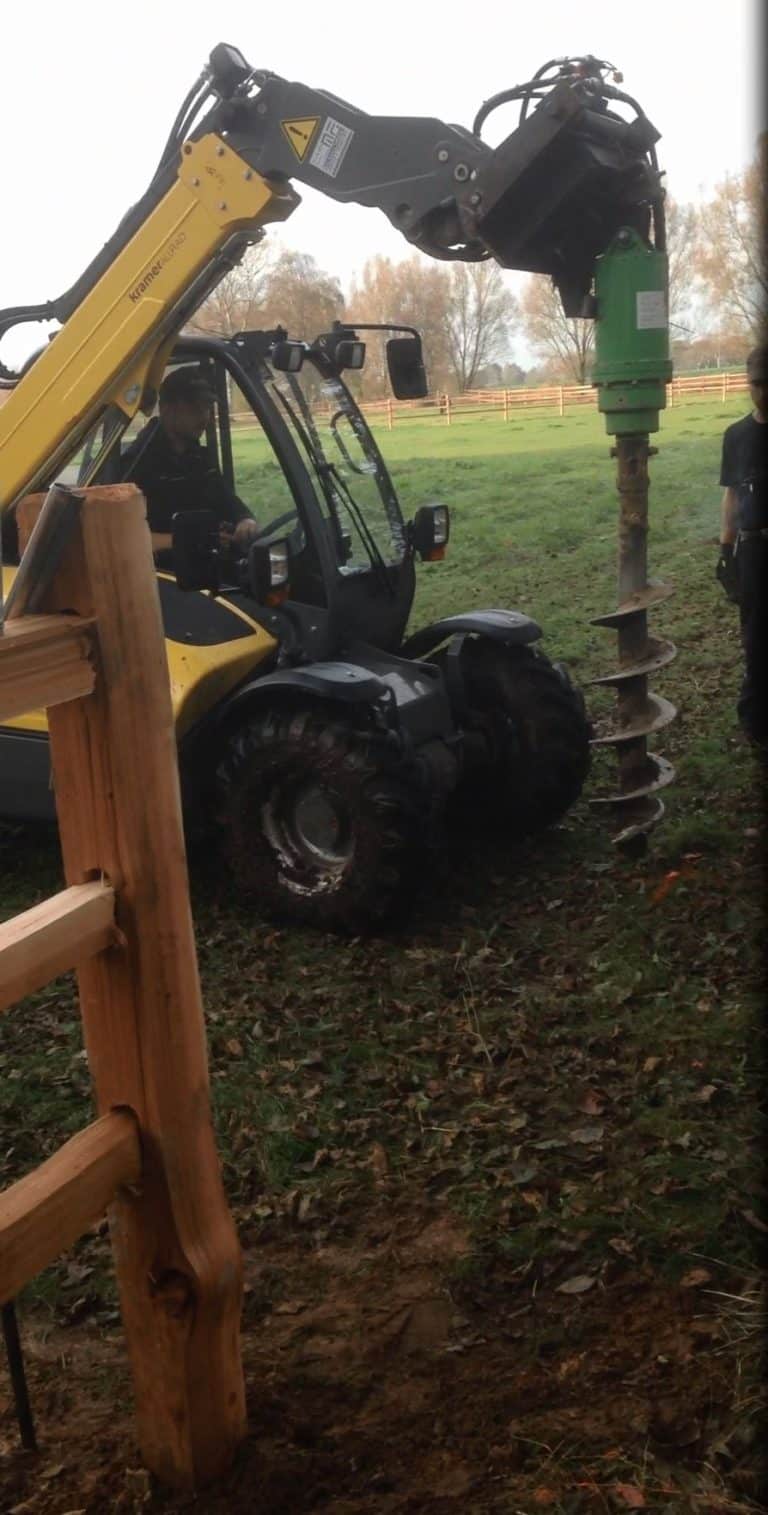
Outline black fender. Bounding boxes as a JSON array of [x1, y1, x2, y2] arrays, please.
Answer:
[[401, 609, 541, 661], [215, 660, 398, 729]]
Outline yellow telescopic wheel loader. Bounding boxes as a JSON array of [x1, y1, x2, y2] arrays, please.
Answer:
[[0, 46, 668, 928]]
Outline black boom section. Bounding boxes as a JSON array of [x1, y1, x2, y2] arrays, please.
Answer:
[[220, 71, 662, 306]]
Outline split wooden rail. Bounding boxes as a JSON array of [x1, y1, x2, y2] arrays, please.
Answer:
[[0, 484, 245, 1489]]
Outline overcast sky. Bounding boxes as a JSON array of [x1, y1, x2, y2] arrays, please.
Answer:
[[0, 0, 761, 367]]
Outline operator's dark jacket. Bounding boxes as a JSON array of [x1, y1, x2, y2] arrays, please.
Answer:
[[120, 418, 250, 540], [719, 412, 766, 744]]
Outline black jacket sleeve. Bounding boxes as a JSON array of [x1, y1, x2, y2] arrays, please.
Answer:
[[206, 469, 252, 526], [719, 425, 737, 488]]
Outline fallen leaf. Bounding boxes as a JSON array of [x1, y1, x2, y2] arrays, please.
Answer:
[[578, 1090, 605, 1115], [648, 869, 683, 907], [741, 1208, 768, 1234], [608, 1236, 635, 1257], [508, 1161, 538, 1185], [570, 1124, 604, 1144], [614, 1482, 646, 1508], [224, 1038, 244, 1058], [370, 1142, 389, 1180], [680, 1267, 711, 1288], [556, 1274, 596, 1295], [692, 1084, 717, 1103], [532, 1489, 558, 1506], [642, 1056, 662, 1073], [521, 1189, 544, 1211]]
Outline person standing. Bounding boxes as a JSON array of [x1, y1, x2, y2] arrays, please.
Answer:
[[715, 343, 767, 750]]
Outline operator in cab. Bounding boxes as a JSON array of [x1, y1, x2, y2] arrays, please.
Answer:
[[120, 366, 260, 567]]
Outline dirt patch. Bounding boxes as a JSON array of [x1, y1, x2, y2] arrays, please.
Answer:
[[1, 1203, 758, 1514]]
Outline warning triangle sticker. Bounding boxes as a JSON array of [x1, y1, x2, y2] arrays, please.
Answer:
[[280, 116, 320, 161]]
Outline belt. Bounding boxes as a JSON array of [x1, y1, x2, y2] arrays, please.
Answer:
[[737, 528, 768, 541]]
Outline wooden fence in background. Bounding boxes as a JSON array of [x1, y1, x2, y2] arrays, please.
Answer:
[[349, 369, 750, 428], [227, 369, 749, 434]]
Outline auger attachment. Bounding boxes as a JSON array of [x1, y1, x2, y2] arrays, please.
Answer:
[[589, 227, 676, 852]]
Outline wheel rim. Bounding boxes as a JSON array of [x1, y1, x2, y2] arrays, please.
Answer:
[[262, 779, 354, 885]]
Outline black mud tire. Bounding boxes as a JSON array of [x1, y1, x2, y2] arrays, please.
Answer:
[[215, 706, 426, 930], [455, 640, 591, 837]]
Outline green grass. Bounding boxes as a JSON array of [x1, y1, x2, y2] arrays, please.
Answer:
[[1, 394, 762, 1318]]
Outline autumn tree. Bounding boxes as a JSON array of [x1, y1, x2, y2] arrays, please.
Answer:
[[694, 144, 766, 340], [518, 276, 594, 383], [262, 249, 344, 339], [444, 261, 518, 391], [347, 254, 453, 398]]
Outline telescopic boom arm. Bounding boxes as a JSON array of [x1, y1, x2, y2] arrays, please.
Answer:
[[0, 45, 666, 512]]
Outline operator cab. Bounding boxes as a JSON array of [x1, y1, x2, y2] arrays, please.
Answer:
[[3, 323, 446, 657]]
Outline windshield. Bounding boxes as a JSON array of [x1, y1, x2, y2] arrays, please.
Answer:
[[263, 361, 406, 578]]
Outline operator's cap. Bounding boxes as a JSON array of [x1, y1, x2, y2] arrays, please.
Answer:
[[746, 344, 768, 383], [159, 366, 216, 404]]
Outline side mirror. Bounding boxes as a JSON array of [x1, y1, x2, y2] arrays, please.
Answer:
[[171, 509, 220, 591], [410, 503, 450, 562], [247, 538, 291, 604], [335, 339, 366, 371], [271, 340, 305, 373], [386, 335, 428, 399]]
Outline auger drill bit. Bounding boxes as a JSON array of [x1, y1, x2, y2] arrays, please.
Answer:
[[589, 227, 677, 853]]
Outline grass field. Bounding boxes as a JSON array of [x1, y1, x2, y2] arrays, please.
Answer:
[[1, 396, 764, 1513]]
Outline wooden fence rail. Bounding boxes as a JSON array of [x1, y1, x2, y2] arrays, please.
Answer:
[[229, 369, 750, 434], [0, 484, 245, 1490]]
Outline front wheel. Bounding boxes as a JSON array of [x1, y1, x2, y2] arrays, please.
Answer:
[[215, 706, 427, 930], [454, 641, 591, 836]]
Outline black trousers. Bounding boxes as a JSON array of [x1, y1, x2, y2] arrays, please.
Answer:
[[737, 536, 767, 743]]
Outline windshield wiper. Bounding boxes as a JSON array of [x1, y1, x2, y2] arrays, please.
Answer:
[[322, 459, 395, 598], [273, 382, 393, 592]]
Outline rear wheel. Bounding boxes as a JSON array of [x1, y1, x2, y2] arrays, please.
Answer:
[[453, 640, 591, 835], [215, 706, 426, 929]]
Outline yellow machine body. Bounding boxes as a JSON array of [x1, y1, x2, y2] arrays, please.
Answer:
[[0, 564, 277, 740], [0, 137, 297, 512]]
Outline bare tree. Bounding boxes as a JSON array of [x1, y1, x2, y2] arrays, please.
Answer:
[[519, 276, 594, 383], [187, 239, 272, 336], [347, 254, 453, 398], [444, 262, 518, 391], [694, 144, 766, 340], [665, 197, 700, 335]]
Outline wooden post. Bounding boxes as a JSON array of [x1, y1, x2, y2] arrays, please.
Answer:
[[16, 486, 245, 1491], [445, 393, 451, 426], [722, 372, 727, 402], [503, 389, 509, 422], [559, 386, 565, 417], [387, 397, 393, 430]]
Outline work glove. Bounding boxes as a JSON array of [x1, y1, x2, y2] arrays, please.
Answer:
[[715, 542, 740, 604]]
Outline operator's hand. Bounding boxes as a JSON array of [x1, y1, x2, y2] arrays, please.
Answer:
[[231, 518, 261, 550], [715, 542, 740, 604]]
